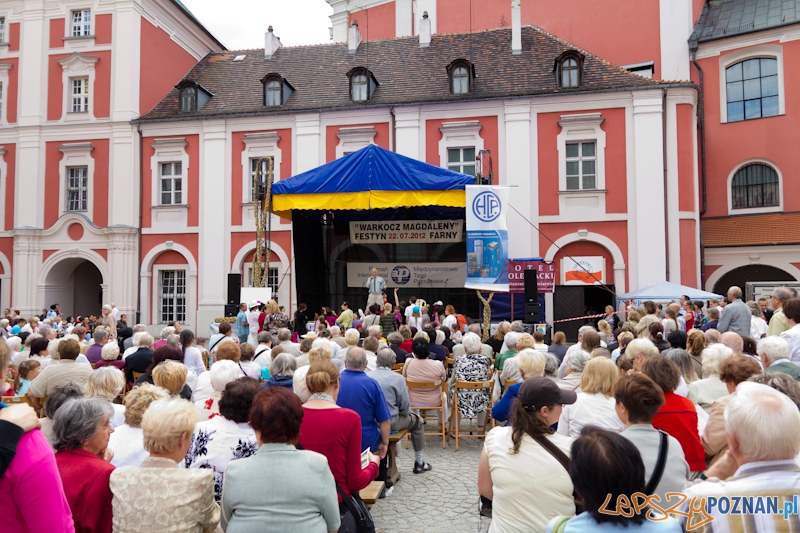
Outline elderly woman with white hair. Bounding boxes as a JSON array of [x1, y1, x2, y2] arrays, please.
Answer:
[[110, 398, 220, 532], [491, 349, 547, 423], [263, 353, 296, 390], [335, 327, 362, 364], [154, 325, 175, 350], [195, 360, 241, 420], [452, 332, 493, 423], [687, 343, 734, 414], [556, 349, 590, 392], [100, 304, 117, 339], [86, 366, 127, 427], [494, 331, 519, 374], [52, 397, 116, 533], [95, 341, 125, 370]]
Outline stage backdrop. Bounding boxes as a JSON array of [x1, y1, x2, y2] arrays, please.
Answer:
[[348, 263, 466, 289], [465, 185, 510, 292]]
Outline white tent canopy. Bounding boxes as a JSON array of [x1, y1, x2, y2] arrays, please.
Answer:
[[615, 281, 723, 304]]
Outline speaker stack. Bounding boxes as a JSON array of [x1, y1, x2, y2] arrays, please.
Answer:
[[225, 274, 242, 317], [523, 269, 541, 324]]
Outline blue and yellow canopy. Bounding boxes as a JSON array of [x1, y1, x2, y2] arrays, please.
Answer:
[[270, 145, 474, 219]]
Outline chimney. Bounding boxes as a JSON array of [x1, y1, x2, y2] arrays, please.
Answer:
[[264, 26, 282, 59], [419, 12, 431, 47], [348, 20, 362, 53], [511, 0, 521, 54]]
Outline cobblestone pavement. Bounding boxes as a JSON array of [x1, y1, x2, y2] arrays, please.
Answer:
[[371, 433, 491, 533]]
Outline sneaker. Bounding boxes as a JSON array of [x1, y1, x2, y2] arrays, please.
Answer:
[[413, 461, 432, 474], [480, 503, 493, 518]]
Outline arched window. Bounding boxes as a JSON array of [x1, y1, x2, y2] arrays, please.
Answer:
[[447, 59, 473, 95], [266, 79, 282, 107], [555, 51, 584, 89], [725, 58, 778, 122], [731, 163, 779, 209], [180, 86, 196, 113]]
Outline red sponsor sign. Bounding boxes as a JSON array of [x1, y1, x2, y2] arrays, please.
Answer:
[[509, 260, 555, 293]]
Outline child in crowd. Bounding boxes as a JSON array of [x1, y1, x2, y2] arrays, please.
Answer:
[[15, 359, 42, 395]]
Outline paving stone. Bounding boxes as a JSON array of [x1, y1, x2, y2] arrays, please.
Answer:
[[371, 434, 489, 533]]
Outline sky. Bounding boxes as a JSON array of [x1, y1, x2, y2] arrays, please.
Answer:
[[181, 0, 335, 50]]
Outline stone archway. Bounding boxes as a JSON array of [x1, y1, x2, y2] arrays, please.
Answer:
[[712, 264, 796, 296], [43, 258, 104, 318]]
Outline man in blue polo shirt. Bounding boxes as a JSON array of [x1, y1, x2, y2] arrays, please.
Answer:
[[337, 347, 391, 459], [235, 302, 249, 345]]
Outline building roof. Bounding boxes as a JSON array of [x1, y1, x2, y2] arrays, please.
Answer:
[[690, 0, 800, 46], [138, 26, 671, 123], [702, 213, 800, 247]]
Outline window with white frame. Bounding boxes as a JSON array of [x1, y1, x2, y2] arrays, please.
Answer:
[[66, 167, 88, 211], [159, 269, 186, 323], [565, 142, 596, 190], [725, 58, 779, 122], [70, 77, 89, 113], [447, 147, 476, 176], [71, 9, 91, 37], [248, 157, 275, 202], [159, 162, 183, 205], [246, 264, 279, 295], [0, 18, 5, 43], [731, 163, 779, 209]]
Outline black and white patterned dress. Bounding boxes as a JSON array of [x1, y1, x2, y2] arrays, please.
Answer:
[[184, 416, 258, 502], [454, 353, 493, 418]]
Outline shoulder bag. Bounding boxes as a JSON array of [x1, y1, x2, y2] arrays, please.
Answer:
[[336, 485, 375, 533], [644, 430, 669, 495], [533, 434, 584, 514]]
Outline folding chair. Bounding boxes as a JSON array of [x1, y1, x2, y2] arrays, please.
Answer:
[[392, 363, 404, 374], [450, 379, 494, 451], [405, 378, 448, 449]]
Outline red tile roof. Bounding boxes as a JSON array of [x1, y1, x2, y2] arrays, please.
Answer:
[[702, 213, 800, 247]]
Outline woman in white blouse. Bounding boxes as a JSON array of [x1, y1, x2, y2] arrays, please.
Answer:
[[109, 383, 169, 467], [181, 329, 206, 379], [85, 366, 127, 427], [557, 357, 625, 438], [185, 377, 260, 502]]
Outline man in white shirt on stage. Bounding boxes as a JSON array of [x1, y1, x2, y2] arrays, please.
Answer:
[[365, 268, 385, 309]]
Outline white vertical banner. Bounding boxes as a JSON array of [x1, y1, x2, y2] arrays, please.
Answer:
[[465, 185, 510, 291]]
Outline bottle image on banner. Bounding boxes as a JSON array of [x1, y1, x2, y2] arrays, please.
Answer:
[[464, 185, 510, 292]]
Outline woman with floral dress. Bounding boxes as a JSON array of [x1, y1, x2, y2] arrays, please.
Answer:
[[453, 332, 492, 423]]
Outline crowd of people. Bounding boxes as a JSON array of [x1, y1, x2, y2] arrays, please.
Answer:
[[2, 284, 800, 532]]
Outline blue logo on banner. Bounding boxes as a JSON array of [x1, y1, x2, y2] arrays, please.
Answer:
[[472, 191, 501, 222], [391, 265, 411, 285]]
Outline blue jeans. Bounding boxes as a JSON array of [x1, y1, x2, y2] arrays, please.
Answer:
[[238, 334, 249, 344]]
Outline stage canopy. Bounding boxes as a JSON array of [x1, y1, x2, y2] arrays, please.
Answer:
[[615, 281, 723, 304], [270, 144, 474, 219]]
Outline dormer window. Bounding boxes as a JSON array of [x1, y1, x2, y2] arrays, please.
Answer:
[[447, 59, 474, 95], [176, 80, 212, 113], [180, 86, 196, 113], [348, 67, 378, 102], [261, 74, 294, 107], [556, 51, 585, 89]]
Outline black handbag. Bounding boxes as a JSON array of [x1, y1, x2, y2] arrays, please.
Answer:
[[336, 485, 376, 533]]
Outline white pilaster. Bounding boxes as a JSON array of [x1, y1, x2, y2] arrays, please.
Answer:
[[396, 0, 413, 36], [112, 3, 142, 120], [664, 94, 681, 282], [107, 229, 139, 319], [629, 90, 666, 288], [11, 233, 40, 318], [504, 101, 533, 259], [15, 130, 43, 228], [328, 0, 350, 43], [394, 106, 420, 159], [295, 113, 322, 173], [109, 124, 138, 227], [659, 0, 692, 81], [196, 121, 228, 329], [18, 5, 45, 127]]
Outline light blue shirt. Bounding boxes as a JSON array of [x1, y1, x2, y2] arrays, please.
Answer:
[[235, 310, 249, 337], [365, 275, 385, 295]]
